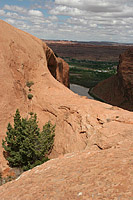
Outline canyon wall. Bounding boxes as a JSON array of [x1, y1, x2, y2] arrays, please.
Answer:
[[46, 46, 69, 88], [92, 48, 133, 111]]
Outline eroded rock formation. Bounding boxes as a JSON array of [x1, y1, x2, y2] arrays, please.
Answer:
[[0, 20, 133, 197], [46, 46, 69, 88], [92, 48, 133, 111]]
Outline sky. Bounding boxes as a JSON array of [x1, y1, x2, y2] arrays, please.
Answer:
[[0, 0, 133, 43]]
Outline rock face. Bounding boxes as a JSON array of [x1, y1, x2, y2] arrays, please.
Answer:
[[0, 18, 133, 193], [0, 20, 71, 170], [46, 46, 69, 88], [92, 48, 133, 111], [118, 48, 133, 103]]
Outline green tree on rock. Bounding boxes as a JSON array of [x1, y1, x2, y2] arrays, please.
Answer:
[[2, 109, 55, 171]]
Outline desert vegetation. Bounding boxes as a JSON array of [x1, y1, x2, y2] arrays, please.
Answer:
[[27, 93, 33, 99], [26, 81, 34, 88], [65, 58, 117, 88], [26, 81, 34, 99], [2, 109, 55, 172]]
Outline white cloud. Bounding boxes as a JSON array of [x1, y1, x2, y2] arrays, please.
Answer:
[[55, 0, 123, 13], [0, 1, 133, 43], [5, 18, 16, 24], [6, 12, 18, 18], [3, 5, 27, 13], [0, 9, 5, 15], [48, 0, 133, 42], [48, 15, 58, 21], [50, 5, 83, 16], [28, 9, 43, 17]]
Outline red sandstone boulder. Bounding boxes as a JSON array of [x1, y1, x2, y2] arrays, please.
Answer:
[[92, 48, 133, 111]]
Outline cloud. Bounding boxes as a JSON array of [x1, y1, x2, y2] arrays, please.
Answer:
[[55, 0, 123, 13], [28, 9, 43, 17], [3, 4, 27, 13], [0, 9, 5, 15], [50, 5, 83, 16], [5, 18, 16, 25], [48, 15, 58, 21], [0, 1, 133, 43], [48, 0, 133, 42]]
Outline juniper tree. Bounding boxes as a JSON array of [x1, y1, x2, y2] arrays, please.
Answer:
[[2, 109, 55, 171]]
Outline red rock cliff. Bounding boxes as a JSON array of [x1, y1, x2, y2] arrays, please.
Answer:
[[92, 48, 133, 111], [46, 46, 69, 88]]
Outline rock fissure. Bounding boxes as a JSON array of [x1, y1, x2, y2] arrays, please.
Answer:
[[42, 109, 57, 118], [64, 119, 75, 132]]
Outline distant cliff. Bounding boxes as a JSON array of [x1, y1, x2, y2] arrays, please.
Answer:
[[92, 48, 133, 111], [44, 40, 130, 61]]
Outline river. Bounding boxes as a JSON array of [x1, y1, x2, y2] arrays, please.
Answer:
[[70, 84, 94, 99]]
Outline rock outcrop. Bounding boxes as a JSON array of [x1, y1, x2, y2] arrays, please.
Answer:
[[46, 46, 69, 88], [0, 18, 133, 192], [92, 48, 133, 111]]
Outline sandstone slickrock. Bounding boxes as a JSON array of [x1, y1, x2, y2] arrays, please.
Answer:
[[0, 142, 132, 200], [0, 20, 133, 197], [92, 48, 133, 111]]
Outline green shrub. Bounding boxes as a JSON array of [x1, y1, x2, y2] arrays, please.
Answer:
[[29, 112, 34, 116], [2, 109, 55, 171], [26, 81, 34, 88], [28, 93, 33, 99]]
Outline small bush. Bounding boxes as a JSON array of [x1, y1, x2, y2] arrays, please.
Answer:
[[2, 109, 55, 171], [29, 112, 34, 116], [29, 88, 31, 92], [28, 93, 33, 99], [26, 81, 34, 88]]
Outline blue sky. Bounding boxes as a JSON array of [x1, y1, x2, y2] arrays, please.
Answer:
[[0, 0, 133, 43]]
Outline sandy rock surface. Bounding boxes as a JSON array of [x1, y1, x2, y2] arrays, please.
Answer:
[[0, 141, 132, 200]]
